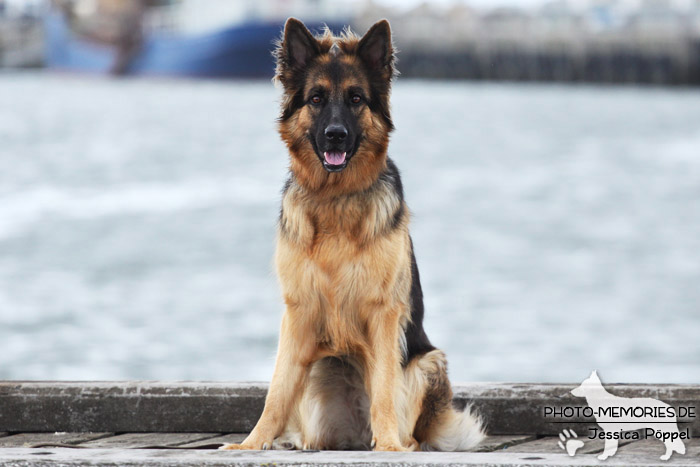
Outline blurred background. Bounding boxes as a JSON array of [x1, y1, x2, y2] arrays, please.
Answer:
[[1, 0, 699, 384]]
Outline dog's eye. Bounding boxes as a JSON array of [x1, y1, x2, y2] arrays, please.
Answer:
[[351, 94, 362, 104], [310, 95, 322, 105]]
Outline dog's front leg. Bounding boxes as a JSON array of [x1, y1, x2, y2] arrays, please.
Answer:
[[221, 313, 315, 450], [365, 308, 408, 452]]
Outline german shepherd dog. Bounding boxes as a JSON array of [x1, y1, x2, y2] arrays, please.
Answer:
[[221, 18, 484, 452]]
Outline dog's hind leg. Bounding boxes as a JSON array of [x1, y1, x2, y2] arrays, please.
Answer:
[[402, 349, 484, 452], [597, 437, 618, 460], [394, 352, 435, 450]]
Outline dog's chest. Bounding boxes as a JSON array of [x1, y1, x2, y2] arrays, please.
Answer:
[[277, 229, 410, 354], [278, 212, 407, 303], [276, 184, 411, 337]]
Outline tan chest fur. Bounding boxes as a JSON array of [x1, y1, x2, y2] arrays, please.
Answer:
[[276, 178, 412, 357]]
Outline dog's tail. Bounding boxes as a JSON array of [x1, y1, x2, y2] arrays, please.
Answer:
[[421, 404, 485, 452]]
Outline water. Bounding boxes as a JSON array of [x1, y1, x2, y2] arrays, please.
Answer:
[[1, 73, 699, 384]]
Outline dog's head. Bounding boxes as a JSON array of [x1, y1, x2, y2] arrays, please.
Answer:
[[571, 370, 602, 398], [275, 18, 395, 192]]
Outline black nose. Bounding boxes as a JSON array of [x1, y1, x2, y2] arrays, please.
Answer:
[[324, 124, 347, 142]]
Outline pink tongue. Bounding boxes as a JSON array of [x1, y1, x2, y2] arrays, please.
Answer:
[[324, 151, 346, 165]]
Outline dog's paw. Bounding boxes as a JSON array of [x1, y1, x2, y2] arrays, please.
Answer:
[[373, 444, 410, 452], [371, 438, 410, 452], [218, 441, 272, 451], [219, 443, 242, 450], [406, 437, 420, 452], [557, 429, 584, 456]]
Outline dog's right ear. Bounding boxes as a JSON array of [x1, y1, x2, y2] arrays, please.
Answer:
[[280, 18, 320, 71]]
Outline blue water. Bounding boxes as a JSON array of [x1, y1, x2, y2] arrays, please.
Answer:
[[1, 73, 699, 384]]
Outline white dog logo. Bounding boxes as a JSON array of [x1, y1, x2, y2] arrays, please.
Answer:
[[571, 370, 687, 461]]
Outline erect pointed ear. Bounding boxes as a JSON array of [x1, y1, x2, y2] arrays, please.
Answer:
[[357, 19, 394, 78], [591, 370, 600, 381], [282, 18, 320, 70]]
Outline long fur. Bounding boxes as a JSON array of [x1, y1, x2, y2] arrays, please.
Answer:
[[220, 18, 484, 453]]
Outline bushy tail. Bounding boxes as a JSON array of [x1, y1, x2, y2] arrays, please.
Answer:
[[421, 405, 485, 452]]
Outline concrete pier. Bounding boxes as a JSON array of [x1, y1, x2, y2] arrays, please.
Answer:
[[0, 382, 698, 465]]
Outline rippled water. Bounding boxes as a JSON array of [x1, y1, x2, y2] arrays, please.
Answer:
[[1, 73, 699, 383]]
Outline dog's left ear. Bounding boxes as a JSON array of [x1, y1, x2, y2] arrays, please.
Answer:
[[358, 19, 394, 80]]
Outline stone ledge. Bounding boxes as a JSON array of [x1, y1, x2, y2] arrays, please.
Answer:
[[1, 382, 698, 435]]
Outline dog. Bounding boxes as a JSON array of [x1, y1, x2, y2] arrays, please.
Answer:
[[571, 370, 686, 460], [221, 18, 484, 452]]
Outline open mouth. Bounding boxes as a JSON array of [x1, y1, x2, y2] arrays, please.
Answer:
[[323, 151, 348, 172]]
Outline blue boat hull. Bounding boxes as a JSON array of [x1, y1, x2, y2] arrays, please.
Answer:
[[44, 13, 345, 78]]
